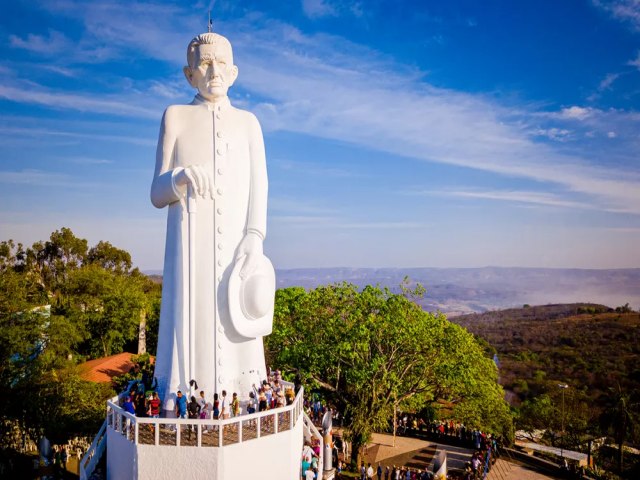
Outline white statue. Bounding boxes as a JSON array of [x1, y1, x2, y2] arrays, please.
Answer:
[[151, 32, 275, 414]]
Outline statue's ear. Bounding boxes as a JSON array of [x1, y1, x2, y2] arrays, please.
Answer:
[[183, 66, 195, 87], [228, 65, 239, 87]]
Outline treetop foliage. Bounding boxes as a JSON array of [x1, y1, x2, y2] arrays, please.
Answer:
[[0, 228, 160, 447], [266, 282, 513, 460]]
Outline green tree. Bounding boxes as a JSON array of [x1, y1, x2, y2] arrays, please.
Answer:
[[0, 229, 156, 465], [600, 385, 638, 473], [28, 227, 88, 295], [517, 394, 555, 440], [86, 240, 132, 273], [61, 264, 148, 357], [267, 283, 512, 465]]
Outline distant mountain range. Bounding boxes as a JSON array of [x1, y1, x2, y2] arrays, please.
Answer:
[[273, 267, 640, 315], [144, 267, 640, 316]]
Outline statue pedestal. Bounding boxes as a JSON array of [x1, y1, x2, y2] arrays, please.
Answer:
[[105, 393, 304, 480]]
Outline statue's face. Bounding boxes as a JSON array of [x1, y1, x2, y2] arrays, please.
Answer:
[[187, 43, 238, 101]]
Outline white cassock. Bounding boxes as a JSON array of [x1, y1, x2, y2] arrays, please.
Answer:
[[151, 94, 269, 413]]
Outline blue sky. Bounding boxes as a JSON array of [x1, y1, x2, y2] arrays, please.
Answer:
[[1, 0, 639, 270]]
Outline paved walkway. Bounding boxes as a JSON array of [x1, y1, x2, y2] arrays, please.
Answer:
[[361, 433, 473, 471], [360, 433, 558, 480], [488, 458, 557, 480]]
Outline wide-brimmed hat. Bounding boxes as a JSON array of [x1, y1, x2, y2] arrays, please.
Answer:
[[228, 254, 275, 338]]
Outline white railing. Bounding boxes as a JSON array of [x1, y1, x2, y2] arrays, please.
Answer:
[[79, 419, 107, 480], [105, 385, 305, 448], [302, 412, 324, 474]]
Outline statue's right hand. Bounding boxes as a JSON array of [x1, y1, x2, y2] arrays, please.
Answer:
[[174, 165, 213, 199]]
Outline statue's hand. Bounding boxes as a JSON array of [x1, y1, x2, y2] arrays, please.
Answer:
[[174, 165, 214, 199], [236, 232, 263, 279]]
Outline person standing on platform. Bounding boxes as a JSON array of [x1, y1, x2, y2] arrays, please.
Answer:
[[149, 392, 161, 418], [220, 390, 229, 419], [187, 396, 201, 439], [213, 392, 220, 419], [175, 390, 187, 419], [230, 392, 240, 417]]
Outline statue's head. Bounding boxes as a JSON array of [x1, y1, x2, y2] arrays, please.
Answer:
[[184, 32, 238, 102]]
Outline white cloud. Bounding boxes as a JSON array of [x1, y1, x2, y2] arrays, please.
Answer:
[[270, 215, 423, 229], [593, 0, 640, 31], [42, 65, 79, 77], [0, 125, 156, 147], [17, 2, 640, 216], [599, 72, 620, 90], [413, 189, 596, 211], [0, 169, 76, 187], [301, 0, 337, 18], [65, 156, 113, 165], [0, 84, 160, 119], [534, 128, 571, 141], [559, 106, 593, 120], [299, 0, 365, 19], [608, 131, 618, 138], [629, 51, 640, 70], [272, 158, 363, 177], [9, 30, 73, 55]]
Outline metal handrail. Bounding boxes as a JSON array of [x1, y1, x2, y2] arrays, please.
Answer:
[[79, 419, 107, 480], [106, 385, 305, 447]]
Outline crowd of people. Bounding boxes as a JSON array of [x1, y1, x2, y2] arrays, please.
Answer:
[[393, 414, 499, 480], [395, 415, 501, 454], [119, 368, 299, 422], [359, 462, 434, 480], [301, 439, 322, 480], [119, 371, 501, 479]]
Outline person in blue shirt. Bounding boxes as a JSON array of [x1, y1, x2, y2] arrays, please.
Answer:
[[123, 396, 135, 415], [175, 390, 187, 418]]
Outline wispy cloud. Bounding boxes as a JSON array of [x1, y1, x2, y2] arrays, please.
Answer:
[[557, 106, 594, 120], [64, 156, 113, 165], [0, 169, 76, 187], [41, 65, 79, 78], [9, 30, 73, 55], [593, 0, 640, 31], [415, 188, 597, 211], [271, 215, 423, 229], [588, 72, 623, 101], [272, 158, 363, 177], [300, 0, 363, 19], [533, 127, 571, 141], [0, 84, 159, 119], [629, 51, 640, 70], [21, 1, 640, 216], [0, 126, 156, 147], [301, 0, 337, 18], [599, 72, 621, 90], [269, 197, 336, 215]]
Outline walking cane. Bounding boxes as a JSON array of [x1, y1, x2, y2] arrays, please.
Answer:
[[187, 184, 197, 399]]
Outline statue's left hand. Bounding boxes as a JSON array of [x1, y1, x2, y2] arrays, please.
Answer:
[[236, 232, 263, 279]]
